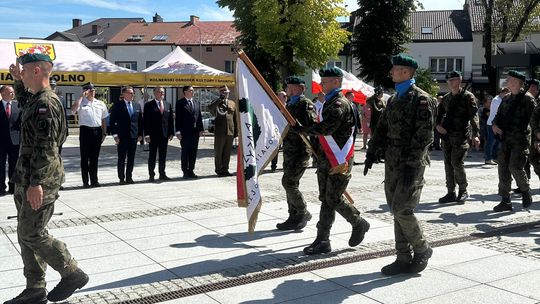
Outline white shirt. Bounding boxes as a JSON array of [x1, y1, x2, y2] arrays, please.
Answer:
[[487, 95, 503, 126], [76, 97, 108, 127]]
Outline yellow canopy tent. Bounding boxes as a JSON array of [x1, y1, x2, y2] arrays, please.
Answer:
[[0, 39, 145, 86]]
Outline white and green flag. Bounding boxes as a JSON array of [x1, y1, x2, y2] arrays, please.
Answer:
[[236, 52, 290, 232]]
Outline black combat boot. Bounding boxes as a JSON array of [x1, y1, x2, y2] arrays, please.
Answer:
[[303, 238, 331, 255], [456, 190, 468, 204], [493, 197, 513, 212], [408, 247, 433, 273], [349, 218, 370, 247], [522, 191, 533, 209], [47, 268, 89, 302], [381, 259, 411, 276], [4, 288, 47, 304], [293, 212, 312, 230], [438, 191, 456, 204], [276, 216, 297, 230]]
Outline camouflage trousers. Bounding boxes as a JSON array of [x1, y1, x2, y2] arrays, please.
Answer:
[[13, 185, 77, 289], [316, 157, 361, 240], [529, 139, 540, 181], [498, 138, 530, 197], [281, 155, 309, 217], [384, 161, 429, 262], [442, 136, 469, 192]]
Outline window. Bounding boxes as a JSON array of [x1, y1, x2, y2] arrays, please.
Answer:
[[151, 35, 168, 41], [65, 93, 74, 109], [429, 57, 464, 74], [186, 47, 192, 52], [206, 46, 213, 52], [116, 61, 138, 71], [225, 60, 235, 73], [126, 35, 144, 42], [421, 27, 433, 34], [334, 61, 343, 68], [146, 61, 158, 68]]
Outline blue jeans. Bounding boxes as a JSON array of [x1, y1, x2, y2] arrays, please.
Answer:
[[485, 124, 500, 161]]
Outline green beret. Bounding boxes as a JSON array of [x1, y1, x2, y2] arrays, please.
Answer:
[[392, 54, 418, 69], [446, 70, 462, 79], [18, 53, 54, 66], [286, 76, 305, 85], [508, 70, 526, 81], [319, 67, 343, 78], [527, 78, 540, 86]]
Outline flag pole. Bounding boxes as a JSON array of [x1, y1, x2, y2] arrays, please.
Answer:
[[237, 50, 355, 205]]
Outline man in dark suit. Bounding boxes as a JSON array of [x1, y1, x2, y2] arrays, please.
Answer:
[[144, 86, 174, 182], [175, 85, 204, 179], [109, 86, 143, 184], [0, 85, 20, 195]]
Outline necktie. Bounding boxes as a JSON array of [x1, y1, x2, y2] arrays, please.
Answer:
[[128, 102, 133, 117], [159, 101, 164, 114], [188, 99, 193, 111], [6, 102, 11, 119]]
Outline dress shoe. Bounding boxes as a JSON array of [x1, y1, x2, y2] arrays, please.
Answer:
[[47, 268, 89, 302], [149, 176, 155, 182], [119, 179, 126, 185], [456, 190, 468, 204], [188, 172, 198, 179], [381, 259, 411, 276], [303, 238, 331, 255], [82, 183, 90, 189], [183, 174, 190, 180], [4, 287, 47, 304], [349, 218, 370, 247], [493, 198, 513, 212], [126, 178, 135, 184], [408, 247, 433, 273], [159, 175, 171, 181], [91, 182, 101, 188], [438, 191, 456, 204], [522, 190, 533, 208]]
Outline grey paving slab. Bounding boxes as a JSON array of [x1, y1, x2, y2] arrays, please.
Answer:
[[69, 241, 136, 261], [438, 253, 540, 283], [98, 214, 186, 231], [77, 251, 156, 274], [111, 220, 208, 240], [427, 243, 501, 267], [488, 269, 540, 301], [412, 284, 537, 304], [500, 228, 540, 248], [124, 228, 221, 251], [207, 272, 343, 304], [280, 289, 381, 304]]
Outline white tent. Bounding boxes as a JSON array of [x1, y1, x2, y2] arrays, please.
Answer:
[[143, 46, 234, 87], [0, 39, 144, 86]]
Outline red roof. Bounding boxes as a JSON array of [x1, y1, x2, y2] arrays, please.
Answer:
[[108, 21, 240, 45]]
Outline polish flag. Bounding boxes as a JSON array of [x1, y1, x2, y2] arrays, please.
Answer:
[[311, 68, 375, 105]]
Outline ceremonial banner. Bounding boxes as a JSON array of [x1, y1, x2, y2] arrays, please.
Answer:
[[236, 51, 291, 232]]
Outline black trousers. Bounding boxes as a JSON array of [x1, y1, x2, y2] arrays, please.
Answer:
[[180, 134, 200, 174], [0, 142, 19, 191], [117, 138, 137, 180], [148, 135, 168, 177], [80, 126, 103, 185]]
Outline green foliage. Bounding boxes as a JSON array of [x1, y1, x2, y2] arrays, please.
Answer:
[[492, 0, 540, 41], [352, 0, 418, 88], [414, 68, 439, 97]]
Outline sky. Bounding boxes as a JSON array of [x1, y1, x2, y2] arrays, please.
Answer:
[[0, 0, 465, 39]]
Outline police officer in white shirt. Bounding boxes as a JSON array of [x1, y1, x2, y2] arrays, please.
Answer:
[[71, 83, 108, 188]]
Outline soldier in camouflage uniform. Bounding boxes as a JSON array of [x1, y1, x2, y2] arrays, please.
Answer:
[[528, 79, 540, 185], [5, 53, 88, 304], [436, 71, 480, 204], [295, 68, 370, 255], [276, 76, 316, 231], [492, 70, 537, 212], [364, 54, 435, 275]]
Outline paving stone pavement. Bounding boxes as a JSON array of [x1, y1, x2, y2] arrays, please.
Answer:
[[1, 134, 540, 303]]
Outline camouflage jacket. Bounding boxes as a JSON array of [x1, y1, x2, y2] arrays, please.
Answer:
[[436, 88, 479, 138], [368, 84, 436, 167], [303, 91, 355, 161], [530, 102, 540, 142], [283, 95, 316, 161], [493, 90, 536, 142], [12, 80, 66, 197]]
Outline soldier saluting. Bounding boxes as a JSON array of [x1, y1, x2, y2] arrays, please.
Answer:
[[6, 53, 88, 304], [492, 70, 536, 212], [436, 71, 480, 204], [364, 54, 435, 275]]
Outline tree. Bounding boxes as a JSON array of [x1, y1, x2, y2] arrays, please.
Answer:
[[414, 68, 439, 97], [219, 0, 350, 84], [352, 0, 420, 88]]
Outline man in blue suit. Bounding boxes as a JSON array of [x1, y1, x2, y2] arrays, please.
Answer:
[[0, 85, 21, 195], [109, 86, 143, 184], [175, 85, 204, 179]]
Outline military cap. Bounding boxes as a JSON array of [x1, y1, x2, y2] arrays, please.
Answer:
[[218, 85, 230, 93], [391, 54, 418, 69], [446, 70, 462, 79], [508, 70, 526, 81], [319, 67, 343, 78], [18, 53, 53, 66], [286, 76, 305, 85], [82, 82, 95, 90], [527, 78, 540, 86]]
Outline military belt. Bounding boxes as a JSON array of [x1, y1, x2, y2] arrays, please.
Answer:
[[20, 144, 58, 155]]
